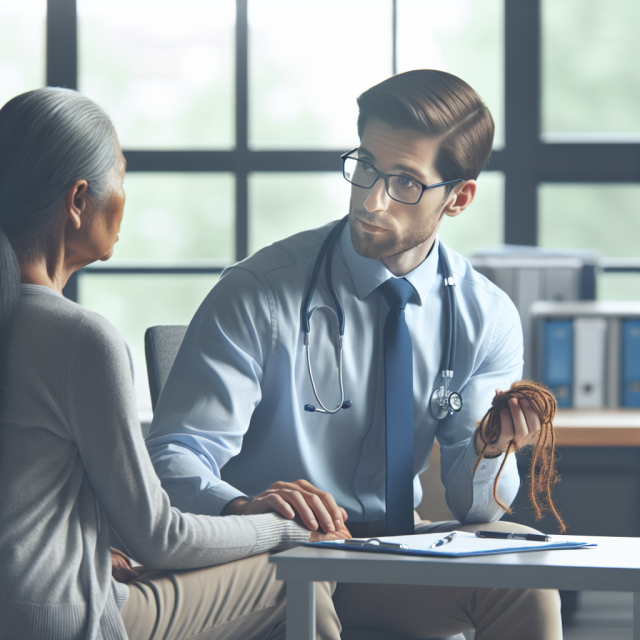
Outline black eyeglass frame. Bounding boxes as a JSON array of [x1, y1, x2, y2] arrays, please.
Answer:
[[341, 148, 464, 205]]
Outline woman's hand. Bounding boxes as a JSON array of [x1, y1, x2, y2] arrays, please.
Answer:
[[110, 547, 145, 584]]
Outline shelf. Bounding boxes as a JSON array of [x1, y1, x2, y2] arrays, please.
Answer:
[[554, 410, 640, 447]]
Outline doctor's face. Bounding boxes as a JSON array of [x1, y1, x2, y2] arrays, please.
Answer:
[[348, 119, 459, 265]]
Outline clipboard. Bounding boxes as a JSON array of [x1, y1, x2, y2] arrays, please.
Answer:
[[305, 531, 597, 558]]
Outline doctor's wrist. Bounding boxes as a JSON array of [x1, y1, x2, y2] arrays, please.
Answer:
[[221, 496, 249, 516], [474, 431, 503, 459]]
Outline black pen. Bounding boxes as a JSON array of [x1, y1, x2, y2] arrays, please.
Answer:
[[430, 532, 457, 549], [345, 538, 409, 550], [475, 531, 551, 542]]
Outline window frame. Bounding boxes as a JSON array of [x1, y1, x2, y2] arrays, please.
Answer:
[[45, 0, 640, 304]]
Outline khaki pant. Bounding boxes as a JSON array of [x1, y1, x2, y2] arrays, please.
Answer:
[[121, 521, 562, 640]]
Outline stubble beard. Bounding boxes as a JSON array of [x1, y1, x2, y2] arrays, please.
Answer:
[[348, 199, 444, 261]]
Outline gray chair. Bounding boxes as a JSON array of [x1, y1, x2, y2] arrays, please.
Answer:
[[144, 325, 469, 640], [144, 324, 188, 410]]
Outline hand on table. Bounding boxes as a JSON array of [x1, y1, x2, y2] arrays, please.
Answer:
[[221, 479, 349, 533], [475, 391, 541, 458], [309, 521, 352, 542]]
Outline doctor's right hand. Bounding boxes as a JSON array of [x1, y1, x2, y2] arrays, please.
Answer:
[[221, 478, 349, 534]]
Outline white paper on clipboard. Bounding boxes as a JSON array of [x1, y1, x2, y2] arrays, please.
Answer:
[[305, 531, 596, 558]]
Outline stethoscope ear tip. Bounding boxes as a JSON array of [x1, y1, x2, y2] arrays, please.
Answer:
[[342, 400, 353, 409], [304, 404, 316, 412]]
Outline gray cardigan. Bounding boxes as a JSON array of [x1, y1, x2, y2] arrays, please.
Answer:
[[0, 285, 308, 640]]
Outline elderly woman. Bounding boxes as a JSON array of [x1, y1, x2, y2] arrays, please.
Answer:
[[0, 88, 348, 640]]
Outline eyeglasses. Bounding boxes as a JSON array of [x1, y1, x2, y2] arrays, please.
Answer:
[[341, 148, 463, 205]]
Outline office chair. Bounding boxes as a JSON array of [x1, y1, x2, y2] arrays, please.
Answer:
[[144, 324, 188, 410], [144, 324, 469, 640]]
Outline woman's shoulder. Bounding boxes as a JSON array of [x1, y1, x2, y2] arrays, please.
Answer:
[[17, 284, 126, 354]]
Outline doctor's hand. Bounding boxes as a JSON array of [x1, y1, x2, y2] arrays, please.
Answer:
[[475, 392, 541, 458], [221, 479, 349, 533], [309, 521, 352, 542]]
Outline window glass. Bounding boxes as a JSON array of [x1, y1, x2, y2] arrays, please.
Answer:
[[80, 274, 217, 411], [542, 0, 640, 138], [598, 273, 640, 303], [249, 172, 350, 253], [538, 184, 640, 258], [113, 173, 234, 263], [250, 170, 502, 257], [0, 0, 45, 107], [248, 0, 392, 150], [397, 0, 504, 148], [438, 171, 504, 256], [78, 0, 235, 149]]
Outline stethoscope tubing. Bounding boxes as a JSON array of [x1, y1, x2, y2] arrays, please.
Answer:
[[301, 215, 459, 417], [300, 216, 349, 336]]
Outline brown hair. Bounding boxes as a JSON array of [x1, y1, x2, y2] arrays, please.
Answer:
[[474, 380, 565, 533], [357, 70, 494, 189]]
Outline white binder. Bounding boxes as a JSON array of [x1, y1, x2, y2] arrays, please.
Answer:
[[573, 317, 608, 408]]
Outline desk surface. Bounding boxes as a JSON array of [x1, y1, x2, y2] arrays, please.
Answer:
[[554, 409, 640, 446], [271, 535, 640, 593]]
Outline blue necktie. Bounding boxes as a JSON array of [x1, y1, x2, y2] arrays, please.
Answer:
[[379, 278, 416, 536]]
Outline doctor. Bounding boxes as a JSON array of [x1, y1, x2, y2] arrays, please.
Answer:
[[147, 70, 561, 639]]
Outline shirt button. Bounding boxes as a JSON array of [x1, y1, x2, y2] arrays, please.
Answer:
[[480, 464, 486, 470]]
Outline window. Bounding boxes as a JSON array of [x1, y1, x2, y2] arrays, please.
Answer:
[[0, 0, 46, 106], [14, 0, 640, 409]]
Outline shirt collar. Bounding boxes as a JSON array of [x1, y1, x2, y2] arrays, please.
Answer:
[[339, 220, 441, 306]]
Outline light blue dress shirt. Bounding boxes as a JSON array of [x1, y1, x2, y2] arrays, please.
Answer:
[[147, 221, 523, 524]]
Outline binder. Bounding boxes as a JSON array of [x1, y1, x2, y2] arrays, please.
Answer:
[[573, 317, 607, 408], [622, 320, 640, 407], [306, 531, 596, 558], [606, 318, 622, 407], [543, 320, 573, 408]]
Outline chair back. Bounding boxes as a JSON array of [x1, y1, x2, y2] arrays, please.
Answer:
[[144, 325, 188, 411]]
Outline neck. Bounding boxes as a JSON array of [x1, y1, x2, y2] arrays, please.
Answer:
[[19, 251, 92, 296], [20, 257, 67, 295], [382, 231, 437, 277]]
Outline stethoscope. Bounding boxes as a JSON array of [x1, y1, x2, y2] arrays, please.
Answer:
[[301, 216, 463, 420]]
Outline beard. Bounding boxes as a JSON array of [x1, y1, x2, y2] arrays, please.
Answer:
[[348, 197, 444, 261]]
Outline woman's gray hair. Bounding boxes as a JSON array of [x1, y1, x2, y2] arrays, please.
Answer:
[[0, 87, 117, 335]]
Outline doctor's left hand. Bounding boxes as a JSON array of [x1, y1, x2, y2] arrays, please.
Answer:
[[221, 479, 349, 533], [476, 393, 541, 458]]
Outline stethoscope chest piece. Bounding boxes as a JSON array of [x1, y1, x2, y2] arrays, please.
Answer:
[[429, 370, 463, 420]]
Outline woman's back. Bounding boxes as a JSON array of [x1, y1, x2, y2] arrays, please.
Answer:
[[0, 284, 129, 638]]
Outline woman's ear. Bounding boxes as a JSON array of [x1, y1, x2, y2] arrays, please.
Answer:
[[64, 180, 91, 230], [442, 180, 477, 219]]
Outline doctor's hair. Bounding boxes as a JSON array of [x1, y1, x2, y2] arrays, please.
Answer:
[[356, 70, 494, 192], [0, 87, 117, 337]]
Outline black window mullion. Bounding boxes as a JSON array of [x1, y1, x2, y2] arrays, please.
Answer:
[[46, 0, 77, 90], [48, 0, 80, 301], [235, 0, 249, 261], [504, 0, 541, 246]]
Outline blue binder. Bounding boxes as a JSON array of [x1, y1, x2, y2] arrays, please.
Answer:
[[622, 320, 640, 407], [543, 320, 573, 408]]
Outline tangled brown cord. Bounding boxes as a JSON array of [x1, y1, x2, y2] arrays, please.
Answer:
[[473, 380, 565, 533]]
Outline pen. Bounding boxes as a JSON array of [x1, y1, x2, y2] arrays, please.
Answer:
[[430, 532, 457, 549], [346, 538, 409, 550], [475, 531, 551, 542]]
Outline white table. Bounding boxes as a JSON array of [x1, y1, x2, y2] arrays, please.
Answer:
[[270, 536, 640, 640]]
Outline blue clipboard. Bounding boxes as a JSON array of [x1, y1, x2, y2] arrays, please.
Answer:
[[305, 531, 597, 558]]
